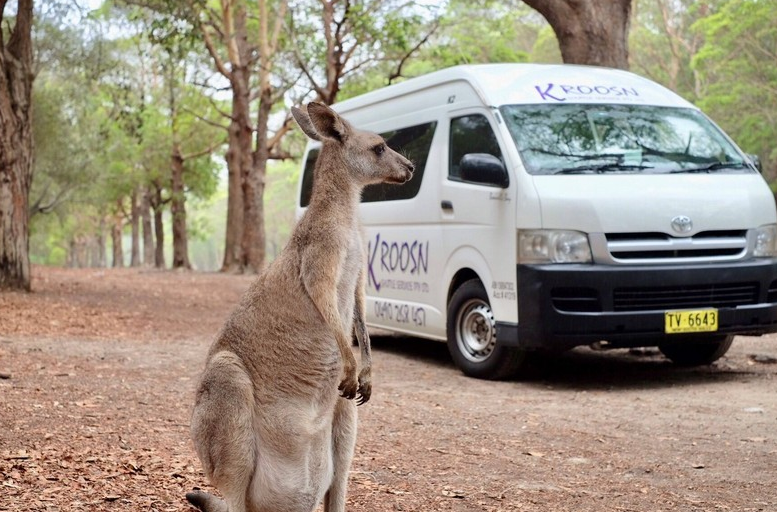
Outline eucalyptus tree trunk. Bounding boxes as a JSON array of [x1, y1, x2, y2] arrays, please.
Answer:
[[93, 219, 107, 268], [0, 0, 34, 291], [221, 69, 250, 272], [111, 210, 124, 268], [170, 145, 191, 269], [213, 0, 287, 274], [151, 181, 166, 268], [241, 92, 269, 273], [130, 188, 141, 267], [523, 0, 632, 69], [140, 187, 154, 266]]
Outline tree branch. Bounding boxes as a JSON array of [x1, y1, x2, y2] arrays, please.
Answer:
[[197, 16, 232, 80], [293, 45, 328, 100], [181, 137, 227, 160], [0, 0, 8, 30], [268, 0, 288, 57], [7, 0, 33, 62], [267, 114, 293, 153], [30, 185, 73, 216], [182, 106, 231, 129], [387, 19, 440, 84]]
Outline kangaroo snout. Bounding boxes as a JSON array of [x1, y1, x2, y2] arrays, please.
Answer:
[[403, 161, 415, 181], [386, 158, 414, 184]]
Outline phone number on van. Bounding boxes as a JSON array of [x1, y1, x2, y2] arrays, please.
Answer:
[[374, 301, 426, 327]]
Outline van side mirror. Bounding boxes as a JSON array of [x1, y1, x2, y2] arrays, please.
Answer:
[[746, 153, 763, 173], [459, 153, 509, 188]]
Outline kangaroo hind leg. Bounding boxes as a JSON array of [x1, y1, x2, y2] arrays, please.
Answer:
[[190, 351, 256, 512], [324, 399, 357, 512]]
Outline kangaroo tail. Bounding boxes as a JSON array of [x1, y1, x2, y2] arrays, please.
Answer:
[[185, 490, 228, 512]]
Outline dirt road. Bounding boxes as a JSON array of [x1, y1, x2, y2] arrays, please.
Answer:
[[1, 267, 775, 511]]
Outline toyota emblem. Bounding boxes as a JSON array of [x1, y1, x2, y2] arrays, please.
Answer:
[[671, 215, 693, 234]]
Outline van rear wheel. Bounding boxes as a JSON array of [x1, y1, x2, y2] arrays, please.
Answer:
[[658, 335, 734, 366], [447, 279, 526, 380]]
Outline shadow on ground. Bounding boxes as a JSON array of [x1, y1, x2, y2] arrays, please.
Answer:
[[370, 334, 763, 391]]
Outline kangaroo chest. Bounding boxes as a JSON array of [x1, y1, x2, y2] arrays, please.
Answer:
[[336, 230, 363, 327]]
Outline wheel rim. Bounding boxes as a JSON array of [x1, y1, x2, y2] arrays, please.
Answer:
[[456, 298, 497, 363]]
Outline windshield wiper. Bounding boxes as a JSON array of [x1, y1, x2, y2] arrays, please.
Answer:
[[553, 163, 652, 175], [669, 161, 749, 174]]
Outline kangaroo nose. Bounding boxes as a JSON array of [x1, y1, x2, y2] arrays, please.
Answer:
[[403, 162, 414, 182]]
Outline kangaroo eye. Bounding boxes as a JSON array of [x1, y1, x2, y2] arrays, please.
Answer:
[[372, 144, 385, 156]]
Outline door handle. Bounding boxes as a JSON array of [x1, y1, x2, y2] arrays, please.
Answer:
[[441, 200, 453, 211]]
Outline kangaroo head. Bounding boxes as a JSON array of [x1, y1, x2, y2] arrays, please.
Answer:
[[292, 102, 414, 186]]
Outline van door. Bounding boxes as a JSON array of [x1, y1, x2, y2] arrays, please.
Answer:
[[358, 119, 448, 341], [441, 109, 519, 362]]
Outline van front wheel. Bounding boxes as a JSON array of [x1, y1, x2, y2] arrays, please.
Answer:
[[658, 335, 734, 366], [447, 279, 525, 380]]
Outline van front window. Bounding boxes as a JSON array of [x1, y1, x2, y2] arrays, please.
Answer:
[[500, 104, 751, 175]]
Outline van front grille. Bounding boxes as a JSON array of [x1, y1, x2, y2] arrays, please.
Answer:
[[551, 287, 600, 312], [551, 283, 761, 313], [590, 230, 749, 264], [613, 283, 759, 312]]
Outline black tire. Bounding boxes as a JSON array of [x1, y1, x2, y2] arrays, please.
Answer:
[[658, 334, 734, 366], [446, 279, 527, 380]]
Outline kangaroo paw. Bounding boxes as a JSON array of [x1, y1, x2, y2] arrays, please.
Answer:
[[356, 368, 372, 405], [338, 374, 359, 400]]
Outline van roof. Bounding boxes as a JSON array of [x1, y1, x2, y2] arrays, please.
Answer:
[[333, 63, 697, 112]]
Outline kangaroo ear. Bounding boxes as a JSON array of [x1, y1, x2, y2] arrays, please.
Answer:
[[306, 102, 350, 143], [291, 105, 321, 141]]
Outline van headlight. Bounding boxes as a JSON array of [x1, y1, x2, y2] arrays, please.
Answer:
[[518, 230, 592, 264], [753, 224, 777, 257]]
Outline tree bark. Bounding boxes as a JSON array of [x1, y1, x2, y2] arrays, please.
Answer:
[[70, 235, 88, 268], [523, 0, 632, 69], [111, 210, 124, 268], [129, 187, 141, 267], [237, 0, 287, 273], [221, 100, 246, 272], [151, 182, 165, 268], [241, 92, 269, 273], [219, 5, 251, 273], [67, 238, 76, 268], [93, 219, 107, 268], [0, 0, 34, 291], [170, 145, 191, 269], [199, 0, 287, 273], [140, 186, 154, 266]]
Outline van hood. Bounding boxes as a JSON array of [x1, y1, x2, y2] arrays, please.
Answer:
[[531, 174, 777, 234]]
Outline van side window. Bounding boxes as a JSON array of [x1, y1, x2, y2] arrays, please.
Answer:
[[362, 121, 436, 203], [449, 114, 503, 180], [299, 121, 436, 207]]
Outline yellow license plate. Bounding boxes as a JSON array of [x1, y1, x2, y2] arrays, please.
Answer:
[[665, 309, 718, 334]]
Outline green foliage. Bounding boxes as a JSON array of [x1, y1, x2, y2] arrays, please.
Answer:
[[29, 1, 225, 268], [338, 0, 551, 99], [26, 0, 777, 268], [629, 0, 719, 101], [529, 25, 562, 63], [692, 0, 777, 176], [264, 160, 301, 261], [424, 0, 533, 67]]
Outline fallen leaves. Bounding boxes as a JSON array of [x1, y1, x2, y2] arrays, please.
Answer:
[[1, 267, 776, 512]]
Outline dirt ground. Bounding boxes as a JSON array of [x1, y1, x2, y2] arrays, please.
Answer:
[[1, 267, 776, 512]]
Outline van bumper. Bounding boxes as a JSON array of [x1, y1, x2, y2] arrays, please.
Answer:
[[498, 259, 777, 350]]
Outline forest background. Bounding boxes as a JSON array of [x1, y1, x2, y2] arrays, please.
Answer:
[[3, 0, 776, 275]]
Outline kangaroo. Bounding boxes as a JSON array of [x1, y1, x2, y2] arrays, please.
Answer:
[[186, 102, 414, 512]]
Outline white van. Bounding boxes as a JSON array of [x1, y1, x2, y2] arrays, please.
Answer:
[[297, 63, 777, 379]]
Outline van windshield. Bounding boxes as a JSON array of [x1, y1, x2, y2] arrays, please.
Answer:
[[499, 104, 752, 175]]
